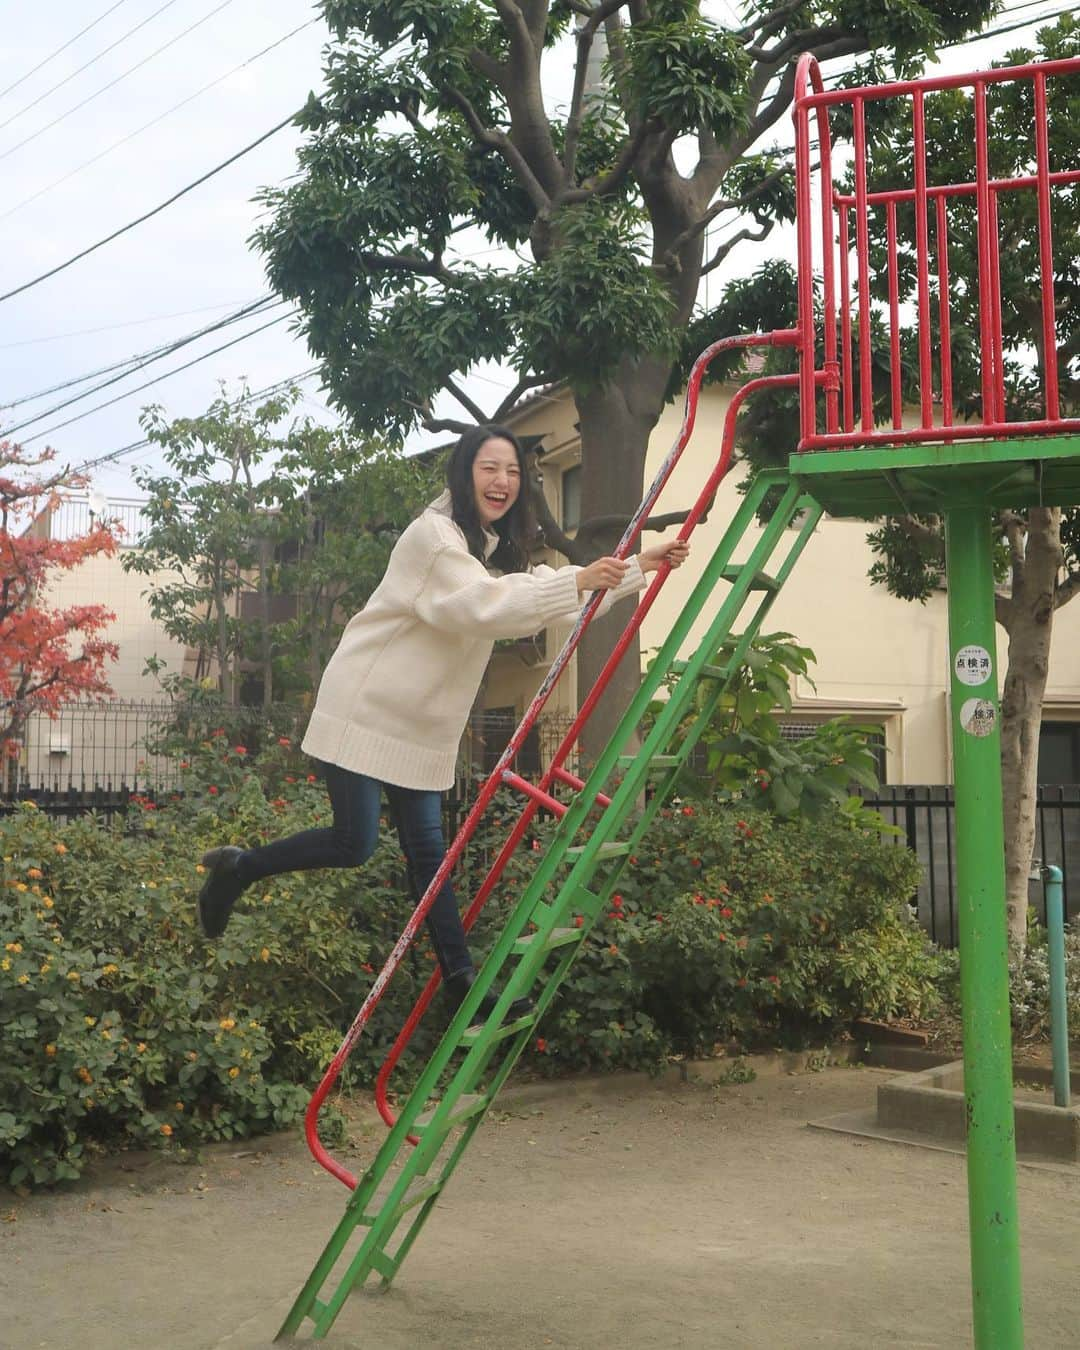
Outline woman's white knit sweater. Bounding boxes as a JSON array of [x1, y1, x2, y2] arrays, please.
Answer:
[[301, 491, 646, 791]]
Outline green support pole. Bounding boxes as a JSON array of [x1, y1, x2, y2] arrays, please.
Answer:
[[1043, 865, 1070, 1108], [945, 505, 1024, 1349]]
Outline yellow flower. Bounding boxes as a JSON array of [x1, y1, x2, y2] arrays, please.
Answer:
[[102, 963, 119, 976], [5, 942, 21, 953], [0, 958, 10, 972], [259, 947, 270, 962], [44, 1044, 57, 1057], [67, 970, 80, 982], [146, 882, 157, 889], [219, 1017, 236, 1031], [26, 867, 42, 879], [174, 1102, 184, 1112], [101, 1030, 112, 1041], [52, 935, 62, 944], [17, 973, 29, 985], [248, 1020, 259, 1029], [186, 1050, 198, 1062], [39, 962, 50, 975], [42, 897, 54, 909], [195, 864, 206, 875], [14, 883, 28, 892], [228, 1066, 240, 1078], [83, 1097, 95, 1109], [160, 1123, 173, 1137], [136, 1042, 148, 1053], [54, 842, 67, 854], [76, 1067, 93, 1084], [85, 1016, 97, 1027]]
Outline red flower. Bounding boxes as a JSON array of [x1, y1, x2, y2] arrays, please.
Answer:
[[233, 745, 247, 756], [629, 856, 638, 865], [306, 774, 317, 783], [278, 736, 291, 748], [717, 932, 727, 942], [361, 962, 374, 974], [535, 1037, 547, 1053], [574, 916, 584, 928], [611, 894, 623, 909], [211, 728, 226, 738], [208, 786, 219, 796], [720, 906, 733, 918], [762, 893, 774, 905], [681, 806, 695, 817], [768, 974, 780, 985]]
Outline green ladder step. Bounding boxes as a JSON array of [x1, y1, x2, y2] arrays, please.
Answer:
[[413, 1092, 488, 1135], [564, 840, 631, 859], [617, 752, 680, 771], [513, 925, 582, 953], [720, 564, 779, 591], [459, 1011, 535, 1046], [670, 659, 731, 680], [361, 1178, 444, 1226]]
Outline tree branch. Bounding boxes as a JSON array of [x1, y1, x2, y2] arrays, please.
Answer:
[[562, 118, 654, 205], [563, 1, 633, 183], [701, 220, 774, 275], [409, 401, 474, 437], [1055, 569, 1080, 611], [445, 377, 491, 425], [737, 0, 807, 45], [442, 88, 552, 211], [666, 160, 795, 266], [493, 374, 555, 422]]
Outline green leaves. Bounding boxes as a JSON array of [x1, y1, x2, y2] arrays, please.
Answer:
[[624, 8, 750, 140]]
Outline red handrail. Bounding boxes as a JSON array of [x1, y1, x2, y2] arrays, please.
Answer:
[[792, 52, 1080, 451], [303, 329, 799, 1186]]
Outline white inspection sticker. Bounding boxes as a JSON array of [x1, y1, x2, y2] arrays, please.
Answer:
[[954, 644, 993, 687], [960, 697, 997, 738]]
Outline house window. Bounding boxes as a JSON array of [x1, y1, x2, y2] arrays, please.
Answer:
[[562, 465, 582, 533], [1039, 721, 1080, 785]]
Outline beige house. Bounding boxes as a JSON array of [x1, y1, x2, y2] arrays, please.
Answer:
[[486, 380, 1080, 788]]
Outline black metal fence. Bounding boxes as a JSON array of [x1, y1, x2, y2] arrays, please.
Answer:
[[857, 785, 1080, 946], [0, 699, 577, 825]]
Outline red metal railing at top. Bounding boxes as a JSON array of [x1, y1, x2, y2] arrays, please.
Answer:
[[792, 53, 1080, 452], [303, 330, 804, 1187]]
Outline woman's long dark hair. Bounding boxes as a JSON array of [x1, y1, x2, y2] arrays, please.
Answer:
[[446, 424, 534, 574]]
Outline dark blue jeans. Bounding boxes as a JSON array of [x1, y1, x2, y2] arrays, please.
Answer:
[[235, 762, 472, 980]]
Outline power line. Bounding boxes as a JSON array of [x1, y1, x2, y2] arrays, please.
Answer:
[[0, 18, 319, 223], [0, 299, 262, 350], [0, 1, 133, 103], [0, 0, 183, 135], [21, 310, 299, 447], [1, 297, 281, 423], [0, 112, 299, 308], [71, 367, 322, 474], [0, 0, 239, 164]]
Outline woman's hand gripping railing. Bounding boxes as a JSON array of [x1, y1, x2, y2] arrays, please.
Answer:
[[305, 330, 802, 1187]]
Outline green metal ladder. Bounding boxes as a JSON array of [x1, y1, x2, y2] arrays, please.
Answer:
[[276, 468, 823, 1341]]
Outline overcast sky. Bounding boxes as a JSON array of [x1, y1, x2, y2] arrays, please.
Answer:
[[0, 1, 1064, 502]]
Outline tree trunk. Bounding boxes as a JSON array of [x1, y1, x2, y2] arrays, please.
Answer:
[[575, 360, 667, 762], [999, 508, 1062, 949]]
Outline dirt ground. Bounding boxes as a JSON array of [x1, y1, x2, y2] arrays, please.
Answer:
[[2, 1062, 1078, 1350]]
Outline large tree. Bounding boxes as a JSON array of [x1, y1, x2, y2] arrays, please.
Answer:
[[733, 16, 1080, 946], [0, 443, 119, 767], [254, 0, 995, 753]]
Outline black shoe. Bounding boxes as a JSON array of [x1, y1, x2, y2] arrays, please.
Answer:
[[197, 846, 247, 939], [444, 969, 534, 1027]]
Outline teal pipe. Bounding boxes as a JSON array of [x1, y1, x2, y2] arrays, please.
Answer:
[[1043, 865, 1071, 1109]]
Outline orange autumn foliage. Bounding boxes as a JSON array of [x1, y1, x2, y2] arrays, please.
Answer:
[[0, 442, 119, 754]]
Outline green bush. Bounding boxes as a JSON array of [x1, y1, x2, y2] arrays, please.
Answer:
[[1009, 920, 1080, 1040], [519, 797, 945, 1069], [1, 727, 945, 1187]]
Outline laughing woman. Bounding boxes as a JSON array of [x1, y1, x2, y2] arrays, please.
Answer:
[[196, 424, 688, 1017]]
